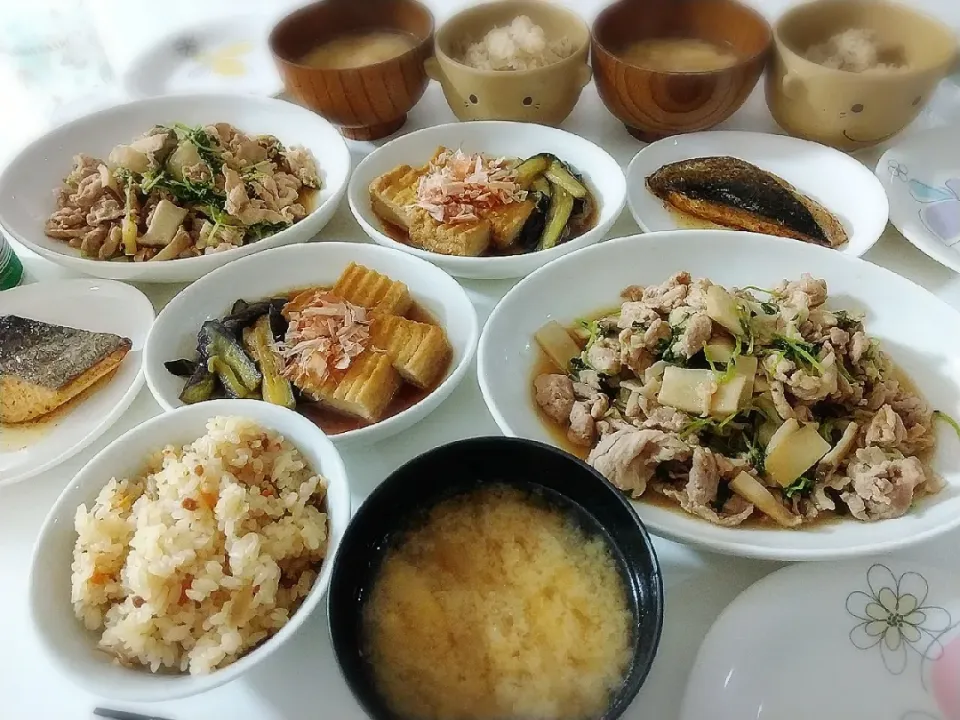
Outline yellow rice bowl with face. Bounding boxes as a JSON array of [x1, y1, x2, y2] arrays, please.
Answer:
[[70, 416, 329, 674]]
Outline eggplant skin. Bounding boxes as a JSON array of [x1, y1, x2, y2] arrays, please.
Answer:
[[646, 156, 848, 248]]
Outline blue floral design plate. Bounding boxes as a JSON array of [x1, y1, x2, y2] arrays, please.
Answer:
[[877, 127, 960, 275], [681, 559, 960, 720]]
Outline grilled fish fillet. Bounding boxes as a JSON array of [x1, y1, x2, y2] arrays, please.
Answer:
[[646, 157, 848, 248], [370, 315, 452, 389], [332, 262, 412, 317], [0, 315, 131, 424]]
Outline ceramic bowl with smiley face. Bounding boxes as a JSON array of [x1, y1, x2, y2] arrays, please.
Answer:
[[766, 0, 957, 151], [425, 0, 591, 126]]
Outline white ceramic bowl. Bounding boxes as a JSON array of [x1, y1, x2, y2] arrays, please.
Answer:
[[877, 126, 960, 274], [627, 130, 889, 257], [347, 121, 626, 280], [0, 94, 351, 283], [28, 399, 350, 702], [478, 230, 960, 561], [144, 242, 478, 446]]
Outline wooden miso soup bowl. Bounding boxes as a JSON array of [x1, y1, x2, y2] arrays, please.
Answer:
[[270, 0, 434, 141], [592, 0, 772, 142]]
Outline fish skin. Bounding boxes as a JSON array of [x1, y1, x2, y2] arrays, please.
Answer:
[[0, 315, 130, 389], [646, 156, 843, 247]]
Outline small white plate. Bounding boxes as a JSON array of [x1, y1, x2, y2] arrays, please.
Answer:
[[877, 127, 960, 274], [478, 231, 960, 561], [0, 279, 154, 486], [682, 559, 960, 720], [144, 243, 478, 447], [627, 130, 889, 257], [122, 14, 284, 99], [348, 121, 626, 280]]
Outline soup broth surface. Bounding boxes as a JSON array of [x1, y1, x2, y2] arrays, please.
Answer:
[[300, 30, 416, 69], [362, 484, 632, 720], [620, 37, 738, 72]]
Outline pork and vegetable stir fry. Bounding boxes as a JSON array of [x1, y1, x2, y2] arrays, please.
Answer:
[[45, 123, 321, 262], [534, 273, 942, 528]]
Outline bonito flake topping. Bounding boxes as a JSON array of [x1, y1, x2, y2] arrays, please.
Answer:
[[414, 149, 526, 224]]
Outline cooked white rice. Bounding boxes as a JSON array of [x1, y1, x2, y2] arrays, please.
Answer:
[[461, 15, 575, 71], [70, 416, 329, 675], [805, 28, 904, 72]]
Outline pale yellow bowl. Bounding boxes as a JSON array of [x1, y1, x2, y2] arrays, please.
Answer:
[[766, 0, 957, 151], [425, 0, 591, 126]]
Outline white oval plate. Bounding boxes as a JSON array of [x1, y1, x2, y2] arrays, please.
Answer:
[[122, 14, 284, 99], [144, 242, 478, 447], [627, 130, 889, 257], [0, 279, 154, 486], [682, 559, 960, 720], [0, 94, 351, 283], [348, 121, 626, 280], [878, 127, 960, 274], [478, 230, 960, 561]]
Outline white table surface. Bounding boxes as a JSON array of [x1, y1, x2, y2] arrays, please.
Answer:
[[2, 1, 960, 719]]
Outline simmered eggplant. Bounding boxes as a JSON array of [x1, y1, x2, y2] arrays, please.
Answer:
[[179, 365, 215, 404], [517, 190, 551, 250], [221, 299, 286, 334], [164, 358, 199, 377], [208, 356, 250, 398], [197, 321, 262, 391], [245, 315, 295, 408], [538, 186, 575, 250], [515, 154, 551, 188]]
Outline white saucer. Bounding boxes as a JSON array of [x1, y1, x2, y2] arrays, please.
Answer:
[[681, 559, 960, 720], [122, 14, 283, 99], [626, 130, 889, 257], [877, 126, 960, 275], [0, 279, 154, 486]]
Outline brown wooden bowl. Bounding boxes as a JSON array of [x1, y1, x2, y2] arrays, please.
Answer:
[[270, 0, 434, 141], [592, 0, 772, 142]]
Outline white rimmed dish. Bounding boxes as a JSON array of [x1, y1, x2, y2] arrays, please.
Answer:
[[347, 121, 626, 280], [626, 130, 889, 257], [122, 14, 284, 99], [28, 399, 350, 702], [878, 126, 960, 274], [681, 559, 960, 719], [0, 94, 351, 283], [0, 279, 154, 487], [477, 230, 960, 561], [144, 242, 478, 447]]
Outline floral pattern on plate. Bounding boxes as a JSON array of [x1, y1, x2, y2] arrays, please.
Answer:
[[682, 559, 960, 720], [886, 160, 960, 247], [847, 563, 954, 680]]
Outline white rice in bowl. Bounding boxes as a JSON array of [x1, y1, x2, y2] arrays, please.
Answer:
[[70, 416, 329, 675], [461, 15, 575, 71]]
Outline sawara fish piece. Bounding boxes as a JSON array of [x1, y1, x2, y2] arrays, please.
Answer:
[[646, 156, 848, 248]]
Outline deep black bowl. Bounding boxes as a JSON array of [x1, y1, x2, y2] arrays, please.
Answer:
[[327, 436, 664, 720]]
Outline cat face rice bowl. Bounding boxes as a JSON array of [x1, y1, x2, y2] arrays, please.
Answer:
[[70, 416, 329, 675]]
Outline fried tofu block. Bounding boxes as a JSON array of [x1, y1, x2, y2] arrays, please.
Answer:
[[297, 349, 401, 423], [332, 262, 412, 317], [408, 208, 491, 257], [485, 198, 536, 249], [369, 164, 425, 230], [370, 315, 452, 390]]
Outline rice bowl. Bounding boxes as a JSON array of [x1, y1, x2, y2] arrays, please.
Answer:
[[29, 400, 350, 702]]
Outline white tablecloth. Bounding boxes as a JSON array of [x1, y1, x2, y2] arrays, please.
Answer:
[[2, 2, 960, 718]]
